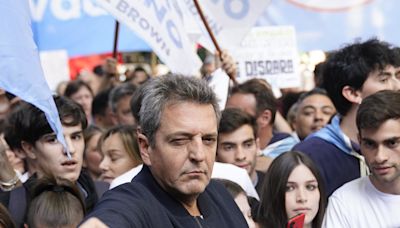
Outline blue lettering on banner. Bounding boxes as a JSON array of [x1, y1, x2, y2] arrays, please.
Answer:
[[211, 0, 249, 19], [143, 0, 182, 49], [117, 0, 173, 56], [183, 0, 223, 36], [29, 0, 151, 57], [30, 0, 107, 21]]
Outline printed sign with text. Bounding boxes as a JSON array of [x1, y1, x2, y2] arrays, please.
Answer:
[[232, 26, 300, 89]]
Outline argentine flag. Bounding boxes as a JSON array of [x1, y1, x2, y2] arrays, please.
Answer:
[[0, 1, 70, 157]]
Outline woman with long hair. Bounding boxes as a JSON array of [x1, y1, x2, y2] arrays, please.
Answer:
[[258, 151, 327, 228]]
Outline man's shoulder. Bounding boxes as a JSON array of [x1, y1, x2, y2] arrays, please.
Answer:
[[293, 136, 339, 155], [330, 176, 370, 200], [83, 182, 155, 227], [205, 179, 232, 198], [263, 133, 297, 158], [101, 181, 150, 202], [270, 132, 292, 144], [203, 180, 249, 226]]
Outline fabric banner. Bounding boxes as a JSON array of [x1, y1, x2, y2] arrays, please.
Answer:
[[95, 0, 202, 75], [29, 0, 151, 57], [180, 0, 271, 52], [0, 1, 69, 157]]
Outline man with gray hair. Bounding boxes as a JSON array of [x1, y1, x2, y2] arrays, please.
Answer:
[[82, 74, 248, 227]]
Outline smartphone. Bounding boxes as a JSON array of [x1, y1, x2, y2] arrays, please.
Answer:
[[287, 213, 305, 228]]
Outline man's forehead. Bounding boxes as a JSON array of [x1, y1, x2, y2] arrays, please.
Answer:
[[370, 64, 395, 76], [159, 102, 218, 130], [360, 127, 400, 141], [61, 124, 83, 133], [218, 125, 256, 140]]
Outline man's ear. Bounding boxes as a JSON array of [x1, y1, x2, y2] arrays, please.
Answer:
[[21, 141, 36, 160], [257, 109, 272, 127], [137, 133, 151, 166], [342, 85, 362, 105]]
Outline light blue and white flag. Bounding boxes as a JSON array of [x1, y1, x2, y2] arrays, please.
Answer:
[[0, 1, 69, 157], [95, 0, 202, 75], [181, 0, 271, 52]]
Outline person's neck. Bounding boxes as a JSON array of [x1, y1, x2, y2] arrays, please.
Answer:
[[27, 160, 37, 178], [339, 107, 359, 144], [250, 169, 258, 185], [303, 222, 312, 228], [370, 176, 400, 195], [181, 198, 201, 216], [259, 126, 273, 149]]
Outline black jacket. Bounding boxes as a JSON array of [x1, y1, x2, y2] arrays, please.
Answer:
[[85, 165, 249, 228]]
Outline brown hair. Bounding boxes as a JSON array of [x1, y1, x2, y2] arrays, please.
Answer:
[[26, 177, 85, 228], [98, 125, 142, 163], [258, 151, 326, 228]]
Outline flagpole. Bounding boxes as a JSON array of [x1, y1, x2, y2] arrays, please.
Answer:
[[113, 21, 120, 59], [193, 0, 237, 84]]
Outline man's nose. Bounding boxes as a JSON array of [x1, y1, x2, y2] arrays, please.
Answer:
[[188, 136, 206, 162], [314, 109, 323, 121], [65, 138, 76, 155], [375, 146, 389, 164], [235, 146, 246, 161]]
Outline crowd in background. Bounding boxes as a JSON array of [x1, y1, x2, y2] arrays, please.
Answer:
[[0, 38, 400, 228]]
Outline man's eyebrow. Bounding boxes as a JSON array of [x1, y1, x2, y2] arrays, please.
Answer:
[[220, 142, 236, 145], [202, 133, 218, 138], [41, 132, 56, 138], [378, 71, 393, 76], [360, 137, 376, 143], [167, 132, 192, 137], [301, 105, 317, 110], [383, 137, 400, 143]]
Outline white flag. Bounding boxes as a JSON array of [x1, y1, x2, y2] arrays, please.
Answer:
[[95, 0, 202, 75], [181, 0, 271, 52]]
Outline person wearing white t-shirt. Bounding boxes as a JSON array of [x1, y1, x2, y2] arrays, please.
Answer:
[[323, 90, 400, 228]]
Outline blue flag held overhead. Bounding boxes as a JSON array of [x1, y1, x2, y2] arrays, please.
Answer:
[[0, 1, 70, 158]]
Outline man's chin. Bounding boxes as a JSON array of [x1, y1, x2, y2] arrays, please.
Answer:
[[57, 173, 80, 183], [180, 181, 209, 195]]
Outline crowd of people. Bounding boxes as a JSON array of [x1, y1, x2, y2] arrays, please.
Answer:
[[0, 38, 399, 228]]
